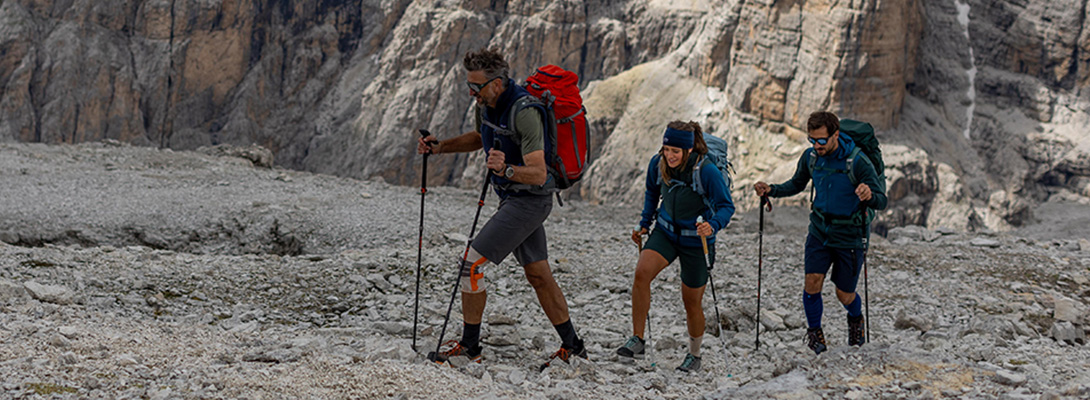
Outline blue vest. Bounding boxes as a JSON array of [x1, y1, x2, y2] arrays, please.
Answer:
[[478, 80, 550, 197]]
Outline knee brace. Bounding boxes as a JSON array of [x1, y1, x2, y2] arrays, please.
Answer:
[[459, 248, 488, 294]]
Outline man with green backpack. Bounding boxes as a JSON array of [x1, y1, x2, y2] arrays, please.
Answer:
[[753, 111, 887, 354]]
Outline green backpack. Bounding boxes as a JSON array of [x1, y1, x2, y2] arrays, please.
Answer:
[[807, 119, 884, 187]]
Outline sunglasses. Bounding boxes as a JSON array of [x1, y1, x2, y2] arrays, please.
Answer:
[[466, 76, 501, 94], [807, 136, 831, 145]]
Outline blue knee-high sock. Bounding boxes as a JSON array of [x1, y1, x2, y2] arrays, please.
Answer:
[[843, 294, 862, 317], [803, 292, 823, 329]]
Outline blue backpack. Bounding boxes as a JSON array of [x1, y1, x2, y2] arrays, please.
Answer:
[[696, 133, 733, 194]]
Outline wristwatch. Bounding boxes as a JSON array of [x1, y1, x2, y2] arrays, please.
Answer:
[[503, 165, 515, 178]]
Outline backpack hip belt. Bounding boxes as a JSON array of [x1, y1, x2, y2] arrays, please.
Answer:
[[812, 207, 869, 226], [656, 215, 701, 237]]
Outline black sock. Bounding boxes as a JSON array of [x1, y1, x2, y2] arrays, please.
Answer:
[[554, 320, 579, 349], [461, 323, 481, 348]]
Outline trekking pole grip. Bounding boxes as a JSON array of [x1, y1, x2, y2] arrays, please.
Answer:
[[696, 216, 709, 255], [419, 129, 438, 155]]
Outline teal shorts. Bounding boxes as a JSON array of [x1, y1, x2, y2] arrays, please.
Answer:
[[643, 228, 714, 288]]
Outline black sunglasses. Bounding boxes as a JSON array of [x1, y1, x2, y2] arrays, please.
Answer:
[[807, 136, 831, 145], [466, 76, 502, 94]]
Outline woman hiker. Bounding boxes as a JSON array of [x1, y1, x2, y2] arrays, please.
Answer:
[[615, 121, 735, 372]]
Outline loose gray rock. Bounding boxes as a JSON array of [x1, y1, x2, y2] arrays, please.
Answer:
[[0, 279, 26, 301], [994, 369, 1027, 386], [23, 281, 74, 305], [1052, 297, 1082, 322], [242, 348, 301, 363], [970, 238, 1002, 248], [894, 310, 934, 332], [1050, 321, 1086, 344]]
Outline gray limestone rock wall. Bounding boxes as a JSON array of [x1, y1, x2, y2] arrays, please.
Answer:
[[1, 0, 1090, 231]]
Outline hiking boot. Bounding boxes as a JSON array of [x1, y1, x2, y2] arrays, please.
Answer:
[[426, 340, 482, 364], [615, 335, 646, 359], [539, 338, 588, 371], [676, 353, 702, 373], [848, 315, 865, 346], [806, 327, 827, 355]]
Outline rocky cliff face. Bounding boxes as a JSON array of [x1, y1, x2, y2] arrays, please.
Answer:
[[1, 0, 1089, 232]]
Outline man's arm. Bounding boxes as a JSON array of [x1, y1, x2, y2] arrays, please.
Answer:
[[768, 151, 813, 197], [435, 131, 484, 153], [488, 149, 548, 185], [487, 106, 547, 185], [854, 155, 887, 210]]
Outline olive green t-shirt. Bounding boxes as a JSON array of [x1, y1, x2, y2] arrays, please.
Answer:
[[475, 106, 544, 157]]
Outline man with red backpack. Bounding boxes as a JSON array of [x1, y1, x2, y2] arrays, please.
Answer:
[[753, 111, 887, 355], [416, 48, 587, 369]]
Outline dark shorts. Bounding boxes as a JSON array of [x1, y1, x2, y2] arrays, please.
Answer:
[[471, 194, 551, 267], [804, 233, 864, 293], [643, 228, 713, 288]]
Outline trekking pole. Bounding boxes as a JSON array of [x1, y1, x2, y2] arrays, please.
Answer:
[[427, 144, 496, 362], [756, 195, 772, 350], [863, 249, 869, 343], [696, 216, 730, 369], [412, 129, 438, 351], [633, 228, 655, 368]]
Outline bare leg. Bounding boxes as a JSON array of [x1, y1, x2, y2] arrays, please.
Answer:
[[631, 249, 670, 338], [835, 288, 856, 305], [461, 291, 486, 324], [681, 283, 706, 338], [804, 273, 825, 294], [524, 260, 570, 324]]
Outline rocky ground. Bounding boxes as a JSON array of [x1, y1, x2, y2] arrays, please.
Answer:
[[1, 142, 1089, 399]]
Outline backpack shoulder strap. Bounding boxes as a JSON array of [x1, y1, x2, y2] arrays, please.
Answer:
[[691, 155, 706, 197], [483, 95, 542, 145], [846, 147, 862, 186], [807, 148, 817, 177]]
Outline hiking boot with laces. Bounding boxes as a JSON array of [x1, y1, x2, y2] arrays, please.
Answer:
[[426, 340, 482, 365], [676, 353, 702, 373], [539, 338, 588, 371], [848, 315, 865, 346], [806, 327, 827, 355], [615, 335, 646, 359]]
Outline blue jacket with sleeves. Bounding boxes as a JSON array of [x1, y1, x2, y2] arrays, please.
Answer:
[[639, 153, 734, 248], [768, 134, 888, 248]]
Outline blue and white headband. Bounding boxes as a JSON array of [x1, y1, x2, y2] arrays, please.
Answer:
[[662, 127, 694, 149]]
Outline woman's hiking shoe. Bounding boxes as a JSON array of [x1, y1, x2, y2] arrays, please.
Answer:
[[426, 340, 482, 364], [615, 335, 646, 359], [538, 338, 588, 371], [676, 353, 702, 373], [806, 327, 827, 355], [848, 315, 865, 346]]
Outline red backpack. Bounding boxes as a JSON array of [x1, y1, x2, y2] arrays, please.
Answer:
[[523, 65, 590, 190]]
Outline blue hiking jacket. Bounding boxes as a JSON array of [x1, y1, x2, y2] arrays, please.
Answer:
[[639, 154, 734, 248], [769, 134, 887, 248]]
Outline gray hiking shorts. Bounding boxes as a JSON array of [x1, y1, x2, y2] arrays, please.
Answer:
[[471, 194, 552, 267]]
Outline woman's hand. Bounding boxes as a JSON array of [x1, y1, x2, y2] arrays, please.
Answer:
[[696, 221, 713, 237], [631, 227, 648, 246]]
